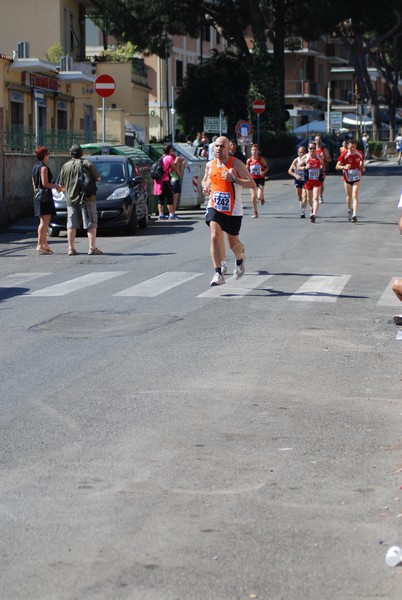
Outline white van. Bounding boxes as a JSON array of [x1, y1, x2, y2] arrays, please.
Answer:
[[171, 143, 207, 209]]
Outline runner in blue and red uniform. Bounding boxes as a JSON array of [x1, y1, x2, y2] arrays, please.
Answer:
[[288, 145, 310, 218]]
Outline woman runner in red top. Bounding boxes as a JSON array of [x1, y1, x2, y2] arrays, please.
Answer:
[[336, 140, 365, 223], [246, 144, 269, 218], [299, 142, 324, 223], [314, 134, 332, 203]]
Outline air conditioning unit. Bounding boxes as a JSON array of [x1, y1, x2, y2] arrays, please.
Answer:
[[60, 55, 73, 71], [16, 41, 30, 59]]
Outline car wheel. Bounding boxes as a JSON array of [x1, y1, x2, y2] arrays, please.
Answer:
[[138, 206, 148, 229], [126, 206, 138, 235], [48, 227, 60, 237]]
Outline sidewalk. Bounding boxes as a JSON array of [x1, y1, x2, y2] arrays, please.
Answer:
[[6, 218, 38, 234]]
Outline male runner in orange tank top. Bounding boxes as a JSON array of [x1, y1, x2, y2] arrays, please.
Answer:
[[201, 136, 256, 286]]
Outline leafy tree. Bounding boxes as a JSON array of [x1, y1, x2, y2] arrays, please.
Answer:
[[89, 0, 201, 58], [46, 43, 63, 63], [87, 0, 129, 50], [88, 0, 285, 129], [333, 3, 402, 140], [175, 50, 249, 136], [98, 42, 139, 62], [364, 8, 402, 138]]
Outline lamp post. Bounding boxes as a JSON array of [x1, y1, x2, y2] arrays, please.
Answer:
[[355, 79, 359, 140], [171, 85, 176, 143], [327, 83, 331, 133]]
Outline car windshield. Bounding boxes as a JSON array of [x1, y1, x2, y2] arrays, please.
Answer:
[[97, 161, 126, 183]]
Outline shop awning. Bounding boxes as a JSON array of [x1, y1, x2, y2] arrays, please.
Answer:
[[57, 71, 95, 84], [342, 113, 373, 126], [292, 120, 328, 134], [10, 58, 58, 73]]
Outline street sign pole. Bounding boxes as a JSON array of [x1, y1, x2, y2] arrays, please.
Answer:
[[94, 74, 116, 144], [219, 108, 224, 136], [171, 85, 176, 143], [102, 97, 106, 143], [252, 100, 266, 146], [327, 83, 331, 133], [34, 90, 44, 147], [35, 96, 40, 148]]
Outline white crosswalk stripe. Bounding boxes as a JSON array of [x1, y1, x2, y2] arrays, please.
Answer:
[[4, 270, 398, 305], [289, 274, 351, 302], [377, 278, 401, 306], [198, 273, 273, 298], [0, 273, 50, 287], [114, 271, 203, 297], [25, 272, 127, 297]]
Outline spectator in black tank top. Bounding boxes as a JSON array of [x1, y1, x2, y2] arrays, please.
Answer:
[[31, 146, 62, 255]]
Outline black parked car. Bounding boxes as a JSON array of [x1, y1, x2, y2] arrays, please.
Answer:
[[49, 155, 149, 236], [81, 143, 154, 210]]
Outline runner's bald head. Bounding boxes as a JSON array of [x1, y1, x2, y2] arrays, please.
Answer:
[[215, 136, 229, 149], [214, 136, 230, 160]]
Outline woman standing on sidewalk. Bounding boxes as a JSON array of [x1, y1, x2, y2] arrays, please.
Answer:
[[32, 146, 61, 255]]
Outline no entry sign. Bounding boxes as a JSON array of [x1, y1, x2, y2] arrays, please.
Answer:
[[94, 74, 116, 98], [252, 99, 266, 114]]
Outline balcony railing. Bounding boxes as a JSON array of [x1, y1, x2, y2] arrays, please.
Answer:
[[131, 58, 149, 87], [285, 80, 321, 96], [3, 126, 97, 154]]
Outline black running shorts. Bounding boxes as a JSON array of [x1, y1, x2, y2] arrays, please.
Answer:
[[205, 207, 242, 236]]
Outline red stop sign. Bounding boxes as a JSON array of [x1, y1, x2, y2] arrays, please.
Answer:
[[252, 99, 266, 114], [94, 74, 116, 98]]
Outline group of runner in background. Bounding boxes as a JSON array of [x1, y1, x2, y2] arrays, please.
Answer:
[[288, 134, 365, 224]]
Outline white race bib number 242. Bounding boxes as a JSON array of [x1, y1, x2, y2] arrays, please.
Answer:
[[213, 191, 231, 212]]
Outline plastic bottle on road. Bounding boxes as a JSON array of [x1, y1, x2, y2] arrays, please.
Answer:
[[385, 545, 402, 567]]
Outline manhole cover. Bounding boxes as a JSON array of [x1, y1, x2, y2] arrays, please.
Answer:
[[32, 311, 182, 338]]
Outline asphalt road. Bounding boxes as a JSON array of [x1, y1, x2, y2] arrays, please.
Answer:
[[1, 159, 402, 600]]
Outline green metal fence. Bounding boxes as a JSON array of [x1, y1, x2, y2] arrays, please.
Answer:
[[3, 126, 97, 154], [139, 144, 163, 161]]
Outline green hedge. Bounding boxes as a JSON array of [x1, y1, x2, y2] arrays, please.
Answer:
[[258, 130, 297, 158], [368, 141, 384, 157]]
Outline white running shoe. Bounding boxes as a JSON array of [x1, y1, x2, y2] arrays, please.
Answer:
[[234, 255, 245, 280], [221, 262, 228, 276], [210, 272, 226, 286]]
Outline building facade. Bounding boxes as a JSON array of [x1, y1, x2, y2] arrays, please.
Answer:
[[144, 28, 229, 141], [0, 0, 90, 61], [0, 0, 100, 151]]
